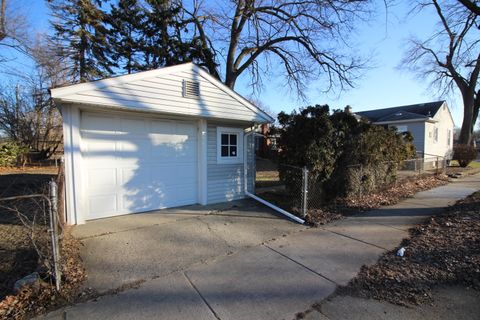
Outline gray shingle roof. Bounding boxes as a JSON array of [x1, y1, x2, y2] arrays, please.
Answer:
[[355, 101, 445, 123]]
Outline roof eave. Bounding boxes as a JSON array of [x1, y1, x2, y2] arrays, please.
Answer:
[[373, 118, 437, 125]]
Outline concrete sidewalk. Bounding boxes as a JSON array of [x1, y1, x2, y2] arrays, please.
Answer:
[[42, 174, 480, 320]]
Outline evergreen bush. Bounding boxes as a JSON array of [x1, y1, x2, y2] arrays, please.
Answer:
[[276, 105, 416, 204]]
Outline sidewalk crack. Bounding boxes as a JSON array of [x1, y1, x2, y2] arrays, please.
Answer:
[[183, 272, 221, 320], [322, 229, 388, 251], [263, 244, 338, 285]]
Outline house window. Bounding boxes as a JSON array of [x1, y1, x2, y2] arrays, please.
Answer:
[[395, 125, 408, 133], [217, 127, 243, 164], [447, 129, 451, 146], [221, 133, 237, 157], [434, 127, 439, 143]]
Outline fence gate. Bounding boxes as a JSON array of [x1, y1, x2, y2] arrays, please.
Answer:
[[244, 133, 305, 224]]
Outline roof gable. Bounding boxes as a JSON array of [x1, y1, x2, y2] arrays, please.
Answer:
[[51, 63, 274, 123], [356, 101, 445, 123]]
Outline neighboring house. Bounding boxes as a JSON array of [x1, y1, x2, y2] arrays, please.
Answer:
[[355, 101, 455, 159], [51, 63, 273, 225], [254, 123, 279, 158]]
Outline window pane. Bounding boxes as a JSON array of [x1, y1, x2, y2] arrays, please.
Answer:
[[229, 134, 237, 145], [221, 146, 229, 157], [221, 134, 229, 145], [230, 146, 237, 157]]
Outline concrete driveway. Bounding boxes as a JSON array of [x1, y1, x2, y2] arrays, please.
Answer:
[[44, 174, 480, 320], [72, 199, 307, 293]]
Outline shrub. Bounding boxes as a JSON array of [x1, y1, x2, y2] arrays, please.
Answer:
[[452, 144, 477, 167], [276, 105, 416, 204], [0, 142, 29, 167]]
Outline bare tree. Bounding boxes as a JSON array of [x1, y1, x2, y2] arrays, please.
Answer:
[[0, 0, 31, 62], [0, 0, 6, 41], [402, 0, 479, 145], [185, 0, 370, 96], [0, 39, 65, 161], [458, 0, 480, 15]]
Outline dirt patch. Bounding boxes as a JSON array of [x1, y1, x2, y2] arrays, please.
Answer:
[[0, 166, 58, 176], [340, 190, 480, 306]]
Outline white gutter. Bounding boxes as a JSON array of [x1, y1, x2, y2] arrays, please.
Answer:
[[245, 191, 305, 224], [373, 118, 437, 125], [244, 130, 305, 225]]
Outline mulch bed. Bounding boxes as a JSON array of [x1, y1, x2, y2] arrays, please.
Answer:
[[339, 191, 480, 306]]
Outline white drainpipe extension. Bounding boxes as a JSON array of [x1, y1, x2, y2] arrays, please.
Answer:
[[244, 129, 305, 224]]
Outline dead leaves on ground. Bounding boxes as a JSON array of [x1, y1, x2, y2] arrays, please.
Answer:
[[343, 175, 449, 211], [0, 228, 86, 320], [342, 191, 480, 306]]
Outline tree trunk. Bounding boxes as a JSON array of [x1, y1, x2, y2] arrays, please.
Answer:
[[459, 92, 475, 145], [225, 72, 237, 89]]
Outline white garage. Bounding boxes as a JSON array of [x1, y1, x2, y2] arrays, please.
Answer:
[[51, 63, 273, 224]]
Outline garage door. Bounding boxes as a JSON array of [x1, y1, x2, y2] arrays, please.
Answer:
[[80, 112, 198, 220]]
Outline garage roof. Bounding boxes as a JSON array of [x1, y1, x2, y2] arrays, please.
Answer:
[[51, 63, 274, 124]]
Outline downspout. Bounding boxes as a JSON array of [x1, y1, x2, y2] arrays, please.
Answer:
[[244, 128, 305, 224]]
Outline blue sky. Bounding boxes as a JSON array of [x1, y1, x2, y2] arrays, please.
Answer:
[[1, 0, 464, 127]]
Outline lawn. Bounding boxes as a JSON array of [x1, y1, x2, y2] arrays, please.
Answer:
[[449, 160, 480, 168], [255, 158, 281, 188]]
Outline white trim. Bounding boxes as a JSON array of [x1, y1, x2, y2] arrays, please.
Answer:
[[197, 119, 208, 205], [61, 104, 85, 225], [192, 65, 274, 123], [55, 97, 261, 123], [374, 118, 437, 125], [434, 101, 455, 127], [216, 127, 244, 164]]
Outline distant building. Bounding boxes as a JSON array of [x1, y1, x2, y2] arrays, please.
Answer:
[[355, 101, 455, 159]]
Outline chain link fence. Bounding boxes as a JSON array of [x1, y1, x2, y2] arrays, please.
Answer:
[[254, 155, 447, 220], [0, 163, 65, 298]]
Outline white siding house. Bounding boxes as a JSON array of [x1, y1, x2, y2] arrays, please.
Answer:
[[355, 101, 455, 159], [51, 63, 273, 225]]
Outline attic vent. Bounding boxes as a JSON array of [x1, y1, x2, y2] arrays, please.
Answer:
[[395, 112, 403, 116], [183, 80, 200, 98]]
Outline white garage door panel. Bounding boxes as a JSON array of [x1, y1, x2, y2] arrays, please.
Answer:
[[81, 112, 198, 220]]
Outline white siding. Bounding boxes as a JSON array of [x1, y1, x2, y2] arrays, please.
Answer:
[[55, 69, 266, 123], [424, 104, 455, 158], [207, 124, 246, 204]]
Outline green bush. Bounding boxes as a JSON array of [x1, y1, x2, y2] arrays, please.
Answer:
[[276, 105, 416, 204], [0, 142, 29, 167], [452, 144, 477, 167]]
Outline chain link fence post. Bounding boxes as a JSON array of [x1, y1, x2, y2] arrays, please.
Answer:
[[49, 180, 62, 291], [301, 166, 308, 217]]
